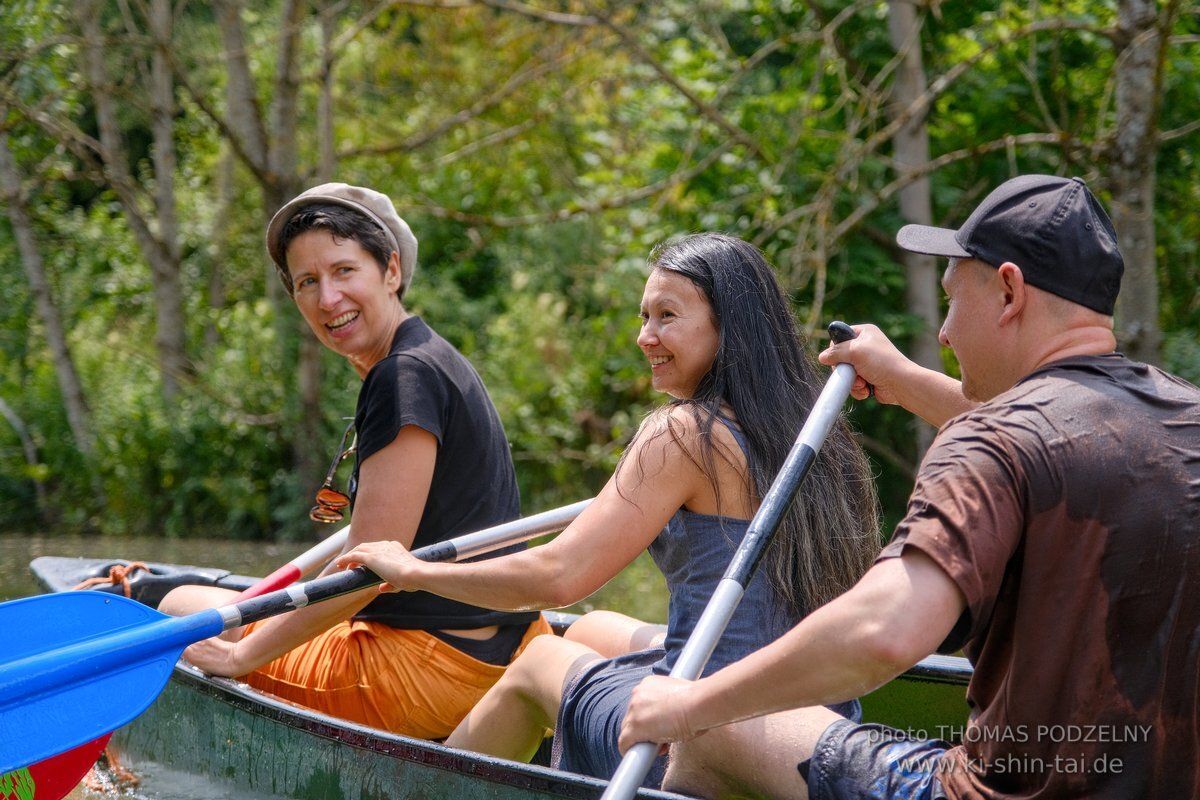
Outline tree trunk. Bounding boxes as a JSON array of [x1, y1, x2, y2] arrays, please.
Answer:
[[1110, 0, 1177, 364], [77, 0, 190, 401], [211, 0, 323, 526], [206, 147, 234, 352], [0, 131, 103, 515], [148, 0, 189, 399], [887, 0, 941, 455], [0, 397, 52, 526]]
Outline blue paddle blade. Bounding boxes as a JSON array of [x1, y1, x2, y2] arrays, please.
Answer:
[[0, 592, 224, 773]]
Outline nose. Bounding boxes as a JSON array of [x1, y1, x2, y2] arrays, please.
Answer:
[[637, 320, 657, 349], [937, 320, 950, 348], [318, 280, 341, 310]]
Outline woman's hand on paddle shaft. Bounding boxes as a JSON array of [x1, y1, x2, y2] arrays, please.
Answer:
[[336, 540, 423, 593], [618, 674, 706, 756], [182, 635, 249, 677]]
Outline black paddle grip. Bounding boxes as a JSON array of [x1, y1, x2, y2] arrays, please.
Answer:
[[828, 320, 856, 343]]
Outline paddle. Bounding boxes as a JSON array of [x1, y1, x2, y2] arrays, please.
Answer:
[[11, 522, 356, 792], [234, 523, 352, 600], [600, 321, 859, 799], [0, 498, 591, 777]]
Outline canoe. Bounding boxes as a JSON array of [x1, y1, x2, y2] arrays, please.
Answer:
[[29, 556, 971, 799]]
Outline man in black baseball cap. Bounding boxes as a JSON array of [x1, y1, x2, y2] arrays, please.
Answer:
[[617, 175, 1200, 800], [896, 174, 1123, 314]]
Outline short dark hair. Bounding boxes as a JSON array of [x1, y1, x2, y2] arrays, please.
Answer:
[[275, 204, 395, 296]]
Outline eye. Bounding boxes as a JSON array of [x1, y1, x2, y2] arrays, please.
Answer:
[[296, 275, 316, 289]]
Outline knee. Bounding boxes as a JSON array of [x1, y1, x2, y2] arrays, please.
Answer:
[[500, 636, 569, 695], [563, 610, 627, 643], [663, 733, 731, 798], [564, 610, 665, 655], [158, 584, 217, 616]]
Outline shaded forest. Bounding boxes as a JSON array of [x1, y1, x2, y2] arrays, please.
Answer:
[[1, 0, 1197, 541]]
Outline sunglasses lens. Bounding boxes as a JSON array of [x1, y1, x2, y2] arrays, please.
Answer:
[[309, 504, 342, 523], [315, 487, 350, 510]]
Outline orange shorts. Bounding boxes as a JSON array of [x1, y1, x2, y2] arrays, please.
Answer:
[[240, 615, 552, 739]]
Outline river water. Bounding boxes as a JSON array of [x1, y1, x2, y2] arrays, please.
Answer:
[[0, 533, 667, 799]]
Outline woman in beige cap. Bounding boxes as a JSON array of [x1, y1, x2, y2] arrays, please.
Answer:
[[160, 183, 550, 738]]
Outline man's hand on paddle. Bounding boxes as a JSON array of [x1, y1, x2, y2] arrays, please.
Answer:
[[820, 323, 976, 428], [618, 675, 704, 756], [817, 323, 911, 406]]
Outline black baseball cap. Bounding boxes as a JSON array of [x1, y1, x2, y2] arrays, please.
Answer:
[[896, 175, 1124, 315]]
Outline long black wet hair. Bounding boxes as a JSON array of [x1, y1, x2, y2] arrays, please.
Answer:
[[637, 232, 879, 617]]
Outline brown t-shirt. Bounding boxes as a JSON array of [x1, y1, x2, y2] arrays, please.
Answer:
[[880, 354, 1200, 799]]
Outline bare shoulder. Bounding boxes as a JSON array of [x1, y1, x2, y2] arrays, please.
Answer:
[[629, 404, 746, 473]]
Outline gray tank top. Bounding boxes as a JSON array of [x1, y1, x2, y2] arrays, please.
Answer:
[[647, 416, 797, 676]]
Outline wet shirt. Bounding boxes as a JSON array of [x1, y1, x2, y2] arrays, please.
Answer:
[[880, 354, 1200, 798]]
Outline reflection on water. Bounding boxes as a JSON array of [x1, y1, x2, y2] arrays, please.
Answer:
[[1, 532, 667, 799]]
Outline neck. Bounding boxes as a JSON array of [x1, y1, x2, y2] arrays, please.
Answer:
[[350, 304, 409, 378], [1026, 324, 1117, 374]]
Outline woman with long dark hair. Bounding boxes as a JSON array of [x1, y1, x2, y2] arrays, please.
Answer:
[[339, 232, 880, 787]]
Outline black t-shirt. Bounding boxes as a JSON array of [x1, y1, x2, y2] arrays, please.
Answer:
[[349, 316, 537, 631]]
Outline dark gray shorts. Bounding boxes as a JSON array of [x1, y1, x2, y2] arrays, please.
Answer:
[[805, 719, 949, 800]]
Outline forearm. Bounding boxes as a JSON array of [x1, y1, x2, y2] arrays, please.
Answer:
[[893, 363, 977, 429], [404, 547, 582, 611], [678, 554, 965, 734], [233, 586, 377, 673], [685, 595, 908, 730]]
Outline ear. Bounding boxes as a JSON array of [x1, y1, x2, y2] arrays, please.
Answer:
[[995, 262, 1027, 326], [384, 251, 402, 292]]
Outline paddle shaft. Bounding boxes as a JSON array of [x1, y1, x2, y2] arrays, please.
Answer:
[[601, 322, 858, 800], [222, 498, 592, 631], [232, 496, 588, 605], [235, 524, 352, 600]]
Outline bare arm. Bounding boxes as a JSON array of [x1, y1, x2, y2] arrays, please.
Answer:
[[338, 408, 731, 612], [182, 424, 436, 676], [618, 550, 967, 752], [818, 323, 976, 428]]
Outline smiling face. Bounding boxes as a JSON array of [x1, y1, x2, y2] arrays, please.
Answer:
[[637, 268, 721, 400], [288, 229, 406, 377]]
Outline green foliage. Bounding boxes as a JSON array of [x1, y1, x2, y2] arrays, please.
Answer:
[[1, 0, 1197, 541]]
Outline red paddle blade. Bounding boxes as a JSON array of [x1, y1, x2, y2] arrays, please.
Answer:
[[1, 733, 109, 800]]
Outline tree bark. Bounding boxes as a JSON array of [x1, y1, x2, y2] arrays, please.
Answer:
[[209, 0, 323, 520], [77, 0, 190, 401], [0, 131, 102, 515], [0, 397, 52, 526], [887, 0, 941, 454], [148, 0, 189, 399], [1110, 0, 1177, 364]]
